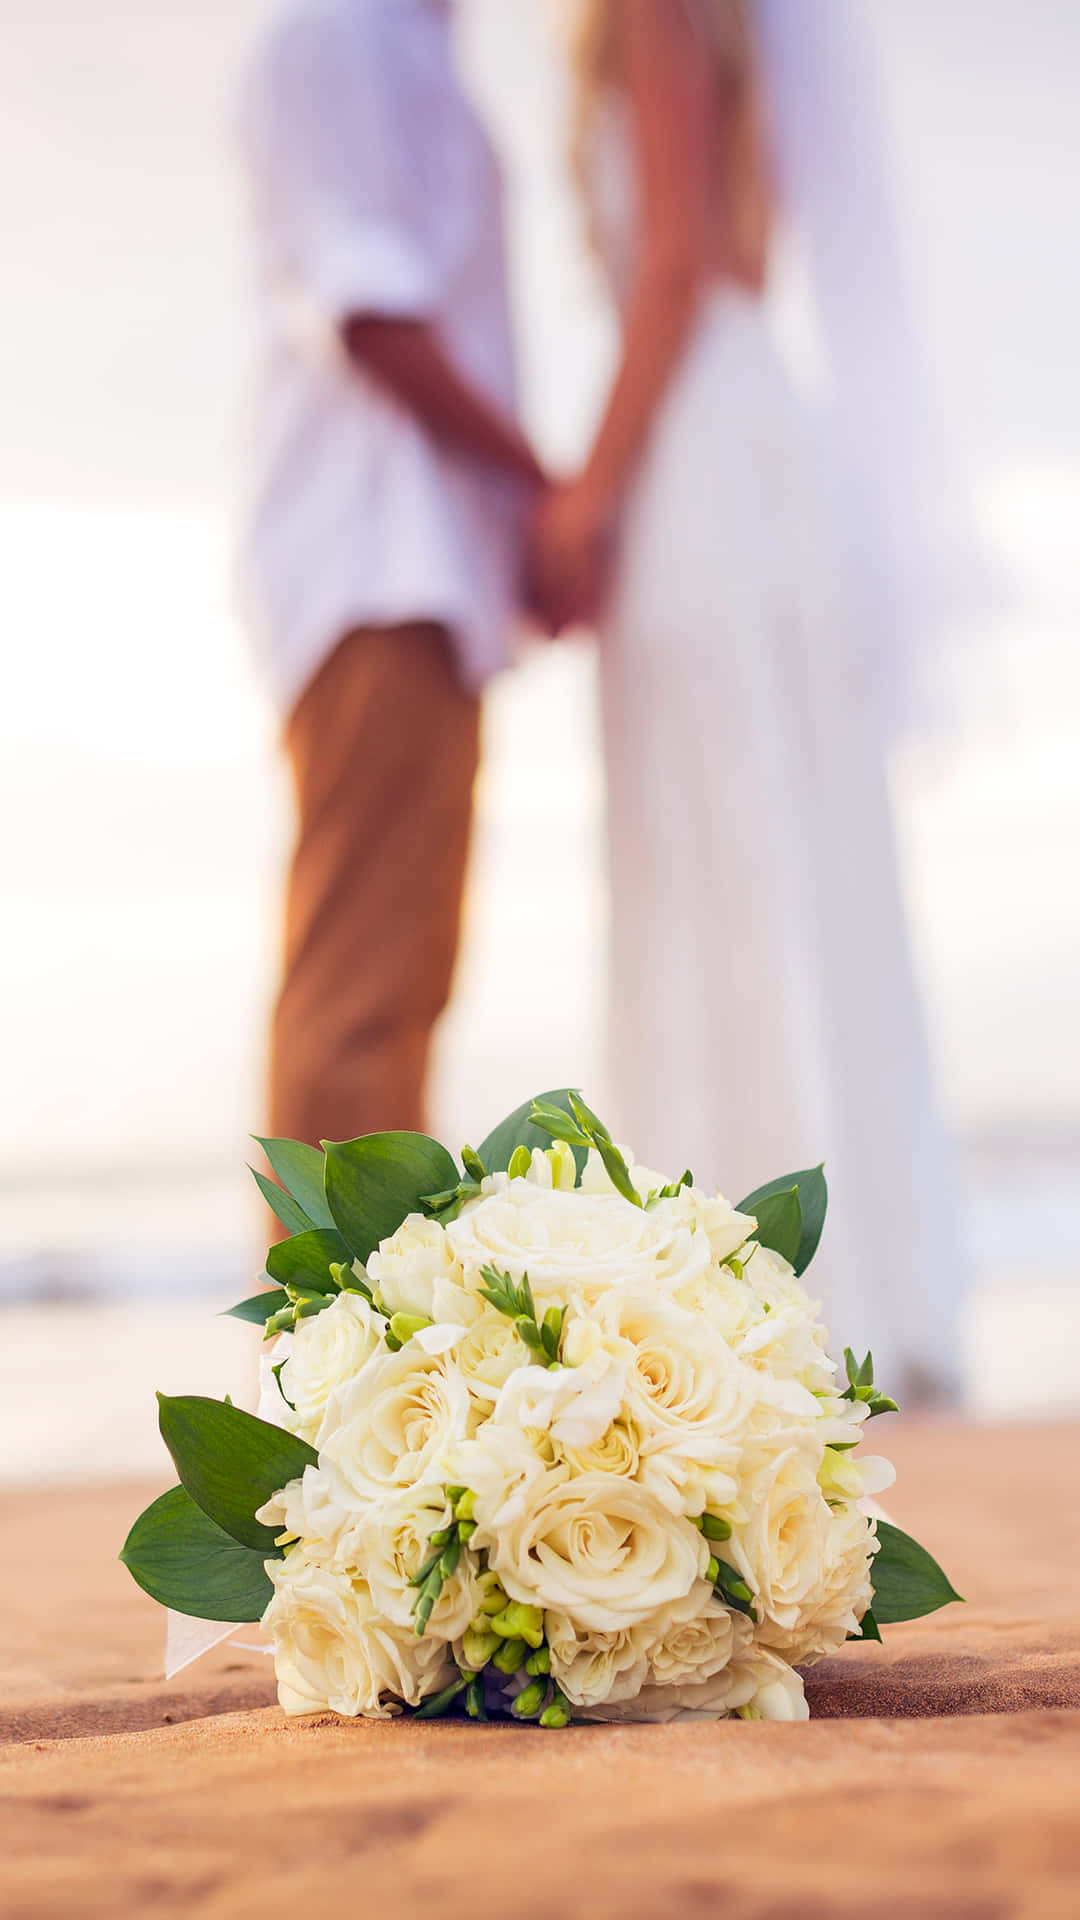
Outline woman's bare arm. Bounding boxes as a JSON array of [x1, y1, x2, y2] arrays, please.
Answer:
[[341, 314, 545, 487], [578, 0, 713, 510]]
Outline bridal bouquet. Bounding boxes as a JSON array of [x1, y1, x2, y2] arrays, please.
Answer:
[[122, 1090, 960, 1725]]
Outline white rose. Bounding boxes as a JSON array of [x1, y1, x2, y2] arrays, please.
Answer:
[[579, 1645, 807, 1723], [261, 1549, 453, 1717], [755, 1500, 879, 1663], [454, 1304, 529, 1404], [729, 1439, 851, 1636], [475, 1467, 707, 1631], [582, 1290, 755, 1512], [634, 1581, 752, 1689], [446, 1182, 709, 1309], [672, 1265, 761, 1346], [351, 1483, 479, 1642], [545, 1611, 648, 1708], [559, 1416, 643, 1481], [319, 1343, 471, 1505], [726, 1646, 810, 1721], [366, 1213, 470, 1322], [277, 1293, 385, 1446]]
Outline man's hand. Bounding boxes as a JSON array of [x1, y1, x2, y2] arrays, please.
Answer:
[[523, 478, 616, 635]]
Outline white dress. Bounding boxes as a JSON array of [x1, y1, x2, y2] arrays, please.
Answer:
[[590, 104, 964, 1396]]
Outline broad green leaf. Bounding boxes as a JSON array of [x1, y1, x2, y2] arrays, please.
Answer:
[[738, 1165, 827, 1275], [871, 1520, 963, 1624], [748, 1185, 802, 1267], [252, 1136, 335, 1229], [249, 1166, 315, 1237], [322, 1131, 459, 1262], [157, 1394, 317, 1553], [264, 1227, 350, 1291], [478, 1088, 588, 1179], [120, 1484, 274, 1622], [856, 1607, 882, 1642], [223, 1288, 290, 1326]]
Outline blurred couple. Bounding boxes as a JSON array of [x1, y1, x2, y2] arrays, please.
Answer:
[[239, 0, 961, 1393]]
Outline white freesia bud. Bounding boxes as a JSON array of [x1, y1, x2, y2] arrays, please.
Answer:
[[489, 1348, 628, 1450]]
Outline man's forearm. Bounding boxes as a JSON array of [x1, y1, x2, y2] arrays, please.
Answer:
[[340, 315, 543, 485]]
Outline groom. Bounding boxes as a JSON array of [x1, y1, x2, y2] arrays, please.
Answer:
[[238, 0, 545, 1149]]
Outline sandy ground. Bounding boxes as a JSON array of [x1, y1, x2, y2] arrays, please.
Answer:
[[3, 1418, 1080, 1918]]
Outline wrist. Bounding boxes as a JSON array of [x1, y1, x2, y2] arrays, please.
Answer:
[[574, 463, 620, 530]]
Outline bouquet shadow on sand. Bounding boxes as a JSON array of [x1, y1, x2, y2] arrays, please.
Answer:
[[122, 1090, 961, 1726]]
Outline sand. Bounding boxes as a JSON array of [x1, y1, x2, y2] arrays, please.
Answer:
[[4, 1418, 1080, 1918]]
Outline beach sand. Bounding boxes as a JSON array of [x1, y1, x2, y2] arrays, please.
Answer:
[[4, 1419, 1079, 1918]]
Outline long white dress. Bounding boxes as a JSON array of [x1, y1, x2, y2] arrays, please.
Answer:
[[590, 106, 965, 1398]]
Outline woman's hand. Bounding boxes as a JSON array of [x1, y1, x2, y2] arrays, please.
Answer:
[[524, 478, 617, 633]]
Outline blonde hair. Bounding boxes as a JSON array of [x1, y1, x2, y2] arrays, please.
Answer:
[[569, 0, 771, 274]]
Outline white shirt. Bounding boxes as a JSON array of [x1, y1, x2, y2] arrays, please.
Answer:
[[237, 0, 523, 713]]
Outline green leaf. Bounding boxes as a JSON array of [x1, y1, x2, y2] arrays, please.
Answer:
[[322, 1131, 459, 1262], [748, 1185, 802, 1267], [157, 1394, 318, 1554], [223, 1288, 290, 1326], [249, 1166, 315, 1237], [855, 1607, 882, 1642], [252, 1136, 335, 1229], [120, 1484, 274, 1622], [871, 1520, 963, 1624], [738, 1165, 828, 1275], [477, 1088, 589, 1179], [264, 1227, 350, 1292]]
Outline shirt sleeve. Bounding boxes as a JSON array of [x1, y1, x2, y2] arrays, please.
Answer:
[[245, 7, 445, 321]]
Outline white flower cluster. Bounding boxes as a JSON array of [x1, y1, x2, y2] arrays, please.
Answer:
[[257, 1147, 894, 1723]]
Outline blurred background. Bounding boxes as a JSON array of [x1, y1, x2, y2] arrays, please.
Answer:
[[2, 0, 1078, 1482]]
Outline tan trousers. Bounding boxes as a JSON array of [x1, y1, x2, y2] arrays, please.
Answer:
[[267, 623, 479, 1148]]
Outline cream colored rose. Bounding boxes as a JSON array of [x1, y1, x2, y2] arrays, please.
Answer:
[[672, 1264, 761, 1346], [318, 1343, 471, 1505], [366, 1213, 470, 1322], [545, 1611, 648, 1708], [728, 1439, 852, 1636], [635, 1581, 751, 1689], [455, 1304, 529, 1404], [727, 1646, 810, 1720], [755, 1500, 878, 1663], [584, 1289, 755, 1513], [277, 1293, 385, 1446], [262, 1549, 453, 1717], [559, 1416, 643, 1481], [446, 1182, 709, 1309], [476, 1467, 707, 1631], [351, 1483, 479, 1641], [578, 1644, 807, 1723]]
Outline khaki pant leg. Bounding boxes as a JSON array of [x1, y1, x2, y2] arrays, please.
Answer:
[[267, 622, 479, 1148]]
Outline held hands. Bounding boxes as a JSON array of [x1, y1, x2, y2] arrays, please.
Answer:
[[523, 476, 617, 636]]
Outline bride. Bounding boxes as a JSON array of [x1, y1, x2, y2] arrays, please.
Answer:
[[528, 0, 963, 1397]]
